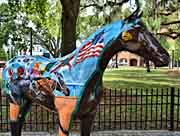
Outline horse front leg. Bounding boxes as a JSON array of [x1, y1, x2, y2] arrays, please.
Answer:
[[80, 112, 96, 136], [79, 85, 103, 136], [54, 96, 77, 136], [9, 99, 32, 136]]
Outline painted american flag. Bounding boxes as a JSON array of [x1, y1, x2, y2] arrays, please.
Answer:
[[76, 31, 104, 64]]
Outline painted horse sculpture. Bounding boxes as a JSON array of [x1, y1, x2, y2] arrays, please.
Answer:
[[2, 10, 169, 136]]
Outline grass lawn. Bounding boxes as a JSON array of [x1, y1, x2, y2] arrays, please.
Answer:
[[103, 66, 180, 89]]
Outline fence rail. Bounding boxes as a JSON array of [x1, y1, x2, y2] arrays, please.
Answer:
[[1, 87, 180, 132]]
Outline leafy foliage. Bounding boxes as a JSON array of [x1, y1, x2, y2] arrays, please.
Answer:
[[0, 48, 7, 60], [140, 0, 180, 61], [0, 0, 62, 58], [0, 0, 179, 59]]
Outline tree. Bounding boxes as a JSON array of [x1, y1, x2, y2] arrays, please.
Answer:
[[141, 0, 180, 40], [0, 0, 63, 58], [1, 0, 80, 57], [0, 48, 7, 60], [22, 0, 62, 57], [1, 0, 179, 59], [59, 0, 80, 56]]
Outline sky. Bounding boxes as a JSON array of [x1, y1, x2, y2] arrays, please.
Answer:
[[82, 0, 145, 16], [0, 0, 7, 4], [0, 0, 145, 11]]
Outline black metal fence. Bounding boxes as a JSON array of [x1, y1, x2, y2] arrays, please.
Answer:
[[1, 87, 180, 132]]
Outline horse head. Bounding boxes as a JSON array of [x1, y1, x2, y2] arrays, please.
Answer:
[[120, 17, 169, 67], [100, 10, 169, 70], [120, 0, 168, 67]]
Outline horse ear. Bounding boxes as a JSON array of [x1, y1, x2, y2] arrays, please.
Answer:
[[124, 9, 138, 23], [124, 0, 141, 23]]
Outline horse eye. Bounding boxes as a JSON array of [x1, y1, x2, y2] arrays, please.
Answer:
[[121, 31, 133, 41]]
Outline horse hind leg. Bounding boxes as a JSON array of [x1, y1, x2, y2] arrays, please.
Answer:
[[9, 98, 32, 136], [54, 96, 77, 136], [10, 102, 20, 136]]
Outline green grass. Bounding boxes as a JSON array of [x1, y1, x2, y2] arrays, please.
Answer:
[[103, 67, 180, 89]]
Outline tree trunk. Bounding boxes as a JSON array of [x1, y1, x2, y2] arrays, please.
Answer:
[[146, 60, 151, 72], [115, 53, 118, 68], [60, 0, 80, 57], [177, 60, 179, 69]]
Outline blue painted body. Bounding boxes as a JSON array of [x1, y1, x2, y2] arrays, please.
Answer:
[[2, 19, 140, 102]]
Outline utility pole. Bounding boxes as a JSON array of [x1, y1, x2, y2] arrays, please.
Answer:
[[30, 28, 33, 56], [172, 50, 174, 69]]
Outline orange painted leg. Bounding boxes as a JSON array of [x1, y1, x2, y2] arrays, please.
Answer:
[[54, 96, 77, 136], [10, 103, 20, 121]]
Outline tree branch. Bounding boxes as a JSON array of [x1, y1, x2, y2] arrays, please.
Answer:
[[80, 4, 101, 11], [161, 20, 180, 26], [159, 8, 179, 16], [56, 23, 61, 49], [106, 0, 130, 7], [34, 33, 56, 57], [80, 0, 129, 11], [157, 32, 180, 40]]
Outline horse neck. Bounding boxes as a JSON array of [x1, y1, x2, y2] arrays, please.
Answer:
[[79, 41, 124, 108], [98, 39, 123, 72]]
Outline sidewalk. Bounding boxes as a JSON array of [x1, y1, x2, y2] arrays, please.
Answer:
[[1, 131, 180, 136]]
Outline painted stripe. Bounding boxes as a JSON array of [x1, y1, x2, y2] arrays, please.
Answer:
[[50, 63, 63, 73], [66, 83, 84, 86], [78, 44, 104, 56], [76, 54, 100, 64], [78, 47, 103, 58], [77, 50, 101, 59], [80, 41, 92, 52], [76, 50, 102, 61]]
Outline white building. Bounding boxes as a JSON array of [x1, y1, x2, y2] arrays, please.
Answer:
[[18, 44, 50, 57]]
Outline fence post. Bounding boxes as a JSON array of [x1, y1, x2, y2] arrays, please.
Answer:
[[170, 87, 175, 131]]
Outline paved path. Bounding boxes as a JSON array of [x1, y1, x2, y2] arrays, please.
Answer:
[[1, 130, 180, 136], [91, 130, 180, 136]]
